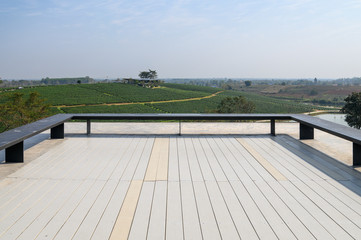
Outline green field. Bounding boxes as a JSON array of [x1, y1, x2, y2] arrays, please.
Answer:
[[0, 83, 219, 106], [0, 83, 329, 115]]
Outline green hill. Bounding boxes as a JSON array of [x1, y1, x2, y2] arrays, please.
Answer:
[[0, 83, 328, 114]]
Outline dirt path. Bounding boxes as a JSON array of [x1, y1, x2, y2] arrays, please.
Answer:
[[57, 91, 224, 108]]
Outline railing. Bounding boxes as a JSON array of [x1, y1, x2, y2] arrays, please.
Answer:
[[1, 113, 361, 166]]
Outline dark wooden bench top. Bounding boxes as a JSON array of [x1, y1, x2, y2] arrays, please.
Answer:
[[0, 114, 72, 150], [71, 113, 293, 121], [292, 114, 361, 145]]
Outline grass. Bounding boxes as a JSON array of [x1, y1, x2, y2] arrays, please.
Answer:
[[0, 83, 220, 106], [1, 83, 330, 115]]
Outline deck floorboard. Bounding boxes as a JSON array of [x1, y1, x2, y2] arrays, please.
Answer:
[[0, 135, 361, 239]]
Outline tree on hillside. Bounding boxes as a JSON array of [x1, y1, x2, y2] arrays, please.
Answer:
[[217, 95, 255, 113], [0, 92, 50, 132], [341, 92, 361, 129], [245, 80, 252, 87], [139, 69, 158, 80]]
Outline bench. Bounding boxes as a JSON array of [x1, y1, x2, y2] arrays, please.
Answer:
[[1, 113, 361, 166], [0, 114, 73, 162]]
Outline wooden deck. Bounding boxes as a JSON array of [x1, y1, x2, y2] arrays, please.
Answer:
[[1, 134, 361, 239]]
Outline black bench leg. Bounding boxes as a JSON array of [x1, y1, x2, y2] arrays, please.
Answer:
[[300, 123, 314, 139], [5, 141, 24, 163], [353, 143, 361, 166], [51, 123, 64, 139], [271, 119, 275, 136], [87, 119, 91, 135]]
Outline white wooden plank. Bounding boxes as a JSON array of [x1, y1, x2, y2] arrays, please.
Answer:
[[254, 180, 315, 239], [0, 179, 56, 237], [167, 137, 180, 182], [96, 137, 134, 181], [128, 181, 155, 240], [280, 181, 353, 239], [91, 181, 130, 239], [39, 138, 103, 181], [0, 179, 40, 215], [71, 179, 119, 240], [191, 138, 215, 181], [144, 137, 169, 181], [79, 139, 126, 181], [121, 138, 148, 181], [237, 138, 287, 181], [110, 180, 143, 240], [248, 137, 305, 181], [0, 179, 48, 224], [217, 182, 258, 240], [213, 137, 252, 182], [109, 138, 140, 180], [320, 180, 361, 215], [133, 137, 155, 181], [8, 139, 75, 178], [267, 180, 333, 239], [206, 137, 239, 181], [34, 139, 92, 180], [193, 181, 221, 240], [178, 138, 191, 181], [261, 137, 324, 181], [36, 179, 96, 239], [0, 179, 72, 239], [328, 179, 361, 203], [166, 181, 183, 240], [156, 138, 169, 181], [185, 138, 203, 182], [230, 180, 278, 240], [222, 137, 263, 181], [292, 180, 361, 239], [16, 180, 83, 240], [242, 180, 297, 239], [147, 181, 167, 240], [205, 181, 240, 239], [306, 180, 361, 226], [198, 138, 227, 182], [230, 138, 275, 181], [0, 178, 25, 199], [180, 181, 202, 240]]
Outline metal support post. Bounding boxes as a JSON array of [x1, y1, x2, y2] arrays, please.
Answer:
[[353, 143, 361, 166], [51, 123, 64, 139], [87, 119, 91, 135], [271, 119, 275, 136], [300, 123, 314, 139], [5, 141, 24, 163]]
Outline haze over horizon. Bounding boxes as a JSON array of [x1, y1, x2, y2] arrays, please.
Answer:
[[1, 0, 360, 80]]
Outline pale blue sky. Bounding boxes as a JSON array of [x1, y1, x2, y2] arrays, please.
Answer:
[[1, 0, 360, 79]]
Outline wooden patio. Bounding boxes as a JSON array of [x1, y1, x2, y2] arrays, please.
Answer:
[[1, 133, 361, 239]]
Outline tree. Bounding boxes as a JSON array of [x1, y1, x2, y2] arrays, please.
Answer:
[[216, 95, 255, 113], [244, 80, 252, 87], [0, 92, 50, 132], [341, 92, 361, 129], [309, 89, 318, 96], [139, 69, 158, 80]]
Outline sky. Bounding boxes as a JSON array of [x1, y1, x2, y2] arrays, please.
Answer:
[[1, 0, 361, 79]]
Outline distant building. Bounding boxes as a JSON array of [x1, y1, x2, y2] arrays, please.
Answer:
[[121, 78, 163, 88]]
